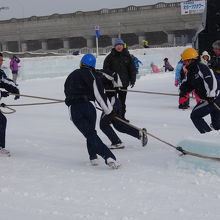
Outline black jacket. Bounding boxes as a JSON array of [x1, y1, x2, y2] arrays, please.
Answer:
[[0, 69, 19, 99], [209, 55, 220, 74], [103, 48, 136, 87], [180, 61, 219, 100], [64, 66, 112, 115]]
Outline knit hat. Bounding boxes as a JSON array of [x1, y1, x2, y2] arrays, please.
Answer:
[[114, 39, 124, 47]]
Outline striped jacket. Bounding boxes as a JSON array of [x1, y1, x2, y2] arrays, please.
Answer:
[[64, 66, 112, 115], [180, 61, 219, 100], [0, 69, 19, 100]]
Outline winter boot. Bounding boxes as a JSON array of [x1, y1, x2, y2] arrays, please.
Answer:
[[0, 147, 11, 157], [108, 142, 125, 149], [139, 128, 148, 147], [106, 158, 121, 169]]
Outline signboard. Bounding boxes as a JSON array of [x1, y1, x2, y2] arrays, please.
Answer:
[[181, 1, 205, 15], [95, 25, 101, 38]]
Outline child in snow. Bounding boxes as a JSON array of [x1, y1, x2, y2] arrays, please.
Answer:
[[10, 55, 20, 85], [200, 51, 211, 65], [150, 62, 161, 73], [174, 60, 200, 109], [163, 58, 174, 72], [131, 54, 143, 75]]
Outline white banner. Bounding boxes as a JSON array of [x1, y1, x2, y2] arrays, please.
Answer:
[[181, 1, 205, 15]]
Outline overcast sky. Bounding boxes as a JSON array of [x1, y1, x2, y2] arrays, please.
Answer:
[[0, 0, 186, 20]]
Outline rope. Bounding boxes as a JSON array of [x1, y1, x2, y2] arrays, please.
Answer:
[[106, 88, 220, 111], [0, 104, 16, 114], [10, 93, 64, 102], [0, 93, 64, 114], [113, 114, 220, 162]]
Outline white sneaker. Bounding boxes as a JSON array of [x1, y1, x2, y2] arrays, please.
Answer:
[[106, 158, 121, 169], [108, 143, 125, 149], [0, 147, 11, 157], [90, 159, 99, 166]]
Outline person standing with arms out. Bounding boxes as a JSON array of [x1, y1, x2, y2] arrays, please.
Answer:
[[0, 53, 20, 156], [103, 39, 136, 122], [10, 55, 20, 85], [64, 53, 120, 169], [210, 40, 220, 82], [179, 48, 220, 134]]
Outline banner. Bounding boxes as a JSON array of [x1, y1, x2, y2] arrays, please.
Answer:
[[181, 1, 205, 15]]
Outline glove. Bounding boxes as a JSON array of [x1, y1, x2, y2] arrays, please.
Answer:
[[174, 80, 179, 87], [206, 97, 215, 104], [179, 91, 187, 98], [130, 82, 135, 88], [108, 110, 117, 120], [1, 91, 9, 97], [14, 95, 20, 100]]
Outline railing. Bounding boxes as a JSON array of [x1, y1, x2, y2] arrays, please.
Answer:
[[0, 1, 181, 24]]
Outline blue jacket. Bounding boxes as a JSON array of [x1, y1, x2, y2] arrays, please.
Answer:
[[175, 60, 183, 83], [64, 66, 112, 115]]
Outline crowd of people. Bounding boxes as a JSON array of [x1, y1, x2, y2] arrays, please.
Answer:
[[1, 39, 220, 169]]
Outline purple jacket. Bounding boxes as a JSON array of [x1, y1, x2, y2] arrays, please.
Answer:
[[163, 60, 174, 72], [10, 57, 20, 71]]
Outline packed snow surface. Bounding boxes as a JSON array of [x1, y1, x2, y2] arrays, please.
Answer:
[[1, 47, 220, 220]]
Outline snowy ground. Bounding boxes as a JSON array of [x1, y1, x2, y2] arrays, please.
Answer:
[[1, 47, 220, 220]]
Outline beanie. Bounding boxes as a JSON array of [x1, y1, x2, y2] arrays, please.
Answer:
[[114, 39, 124, 47]]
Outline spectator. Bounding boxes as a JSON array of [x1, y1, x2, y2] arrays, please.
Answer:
[[10, 55, 20, 85], [209, 40, 220, 81], [150, 62, 161, 73], [131, 54, 143, 75], [163, 58, 174, 72], [200, 51, 211, 65], [103, 38, 136, 122]]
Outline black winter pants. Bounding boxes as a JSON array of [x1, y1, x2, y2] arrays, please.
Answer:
[[117, 87, 127, 118], [190, 96, 220, 134], [0, 112, 7, 148], [69, 101, 116, 161]]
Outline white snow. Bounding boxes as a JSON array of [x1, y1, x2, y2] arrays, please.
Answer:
[[1, 46, 220, 220]]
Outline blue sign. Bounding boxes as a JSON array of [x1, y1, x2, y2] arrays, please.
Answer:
[[181, 1, 205, 15], [95, 26, 101, 38]]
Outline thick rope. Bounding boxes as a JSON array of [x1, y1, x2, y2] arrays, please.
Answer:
[[114, 115, 220, 162], [106, 88, 220, 111], [0, 105, 16, 114]]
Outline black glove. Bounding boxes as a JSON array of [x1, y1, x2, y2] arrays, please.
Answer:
[[108, 110, 117, 120], [1, 91, 9, 97], [206, 97, 215, 104], [14, 95, 20, 100], [179, 91, 187, 98]]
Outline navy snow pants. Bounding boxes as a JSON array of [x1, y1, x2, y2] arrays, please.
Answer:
[[70, 101, 116, 161], [0, 112, 7, 148], [190, 96, 220, 134], [100, 113, 140, 145], [100, 97, 140, 145]]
